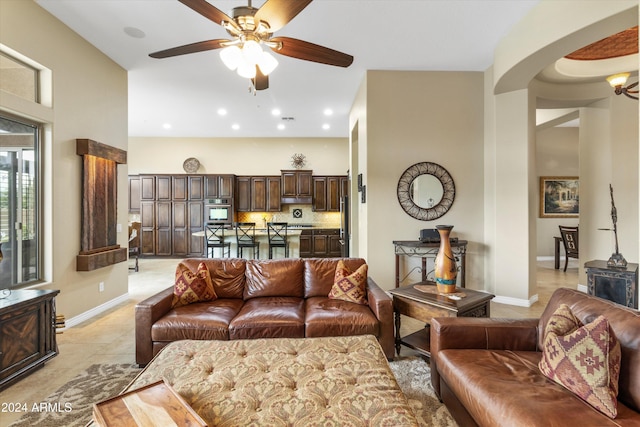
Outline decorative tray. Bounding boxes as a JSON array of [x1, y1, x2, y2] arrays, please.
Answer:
[[93, 379, 207, 427]]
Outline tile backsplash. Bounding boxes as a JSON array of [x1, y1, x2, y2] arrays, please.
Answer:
[[237, 205, 341, 229]]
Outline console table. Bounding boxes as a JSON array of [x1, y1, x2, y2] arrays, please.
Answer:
[[584, 260, 638, 309], [0, 289, 60, 391], [393, 240, 467, 288]]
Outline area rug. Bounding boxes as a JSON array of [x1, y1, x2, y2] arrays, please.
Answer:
[[9, 358, 456, 427]]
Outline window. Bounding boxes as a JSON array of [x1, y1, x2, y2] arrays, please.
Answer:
[[0, 115, 40, 288], [0, 52, 38, 102]]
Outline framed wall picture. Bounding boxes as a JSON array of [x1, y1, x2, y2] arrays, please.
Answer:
[[539, 176, 579, 218]]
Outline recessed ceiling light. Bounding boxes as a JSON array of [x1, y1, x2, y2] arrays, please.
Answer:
[[322, 124, 330, 130], [217, 108, 227, 116], [277, 124, 285, 130], [162, 123, 172, 129], [231, 123, 240, 130], [124, 26, 146, 39], [271, 108, 281, 116], [323, 108, 333, 116]]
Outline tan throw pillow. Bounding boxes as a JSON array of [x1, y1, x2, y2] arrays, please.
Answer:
[[539, 304, 621, 418], [328, 260, 368, 305], [172, 262, 217, 308]]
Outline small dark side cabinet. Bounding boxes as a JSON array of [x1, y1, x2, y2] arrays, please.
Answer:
[[585, 260, 638, 309], [0, 289, 59, 391]]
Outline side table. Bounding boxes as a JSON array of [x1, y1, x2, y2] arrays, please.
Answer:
[[389, 282, 494, 358], [393, 240, 467, 288]]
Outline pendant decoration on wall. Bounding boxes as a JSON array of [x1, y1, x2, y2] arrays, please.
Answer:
[[183, 157, 200, 173], [291, 153, 306, 169]]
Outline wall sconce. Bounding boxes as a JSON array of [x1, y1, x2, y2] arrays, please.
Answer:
[[606, 73, 638, 100]]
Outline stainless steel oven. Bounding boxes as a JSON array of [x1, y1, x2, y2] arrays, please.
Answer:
[[204, 198, 233, 224]]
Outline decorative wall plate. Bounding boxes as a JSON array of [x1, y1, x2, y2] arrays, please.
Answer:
[[291, 153, 306, 169], [183, 157, 200, 173]]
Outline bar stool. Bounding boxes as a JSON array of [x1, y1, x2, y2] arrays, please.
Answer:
[[267, 222, 289, 259], [205, 222, 231, 258], [235, 222, 260, 259]]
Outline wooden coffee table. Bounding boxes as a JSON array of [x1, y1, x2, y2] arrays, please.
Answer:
[[389, 282, 494, 358]]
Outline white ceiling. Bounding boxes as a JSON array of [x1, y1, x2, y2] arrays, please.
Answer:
[[35, 0, 542, 138]]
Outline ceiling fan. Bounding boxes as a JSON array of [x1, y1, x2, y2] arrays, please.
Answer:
[[149, 0, 354, 90]]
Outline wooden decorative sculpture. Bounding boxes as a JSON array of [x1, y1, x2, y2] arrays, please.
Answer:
[[76, 139, 127, 271]]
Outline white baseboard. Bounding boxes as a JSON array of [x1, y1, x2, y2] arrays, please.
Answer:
[[492, 293, 539, 308], [59, 293, 130, 330]]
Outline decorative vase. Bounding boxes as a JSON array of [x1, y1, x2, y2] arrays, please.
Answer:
[[434, 225, 457, 294]]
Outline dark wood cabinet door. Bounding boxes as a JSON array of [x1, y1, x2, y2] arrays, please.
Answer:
[[156, 202, 172, 228], [140, 201, 155, 227], [313, 177, 328, 212], [156, 176, 172, 201], [172, 176, 188, 201], [188, 202, 204, 256], [236, 177, 251, 212], [266, 176, 281, 212], [172, 203, 188, 255], [297, 171, 313, 197], [140, 228, 155, 255], [128, 176, 140, 212], [329, 234, 342, 256], [312, 234, 329, 256], [204, 175, 219, 199], [299, 234, 312, 257], [140, 175, 155, 200], [327, 177, 341, 211], [218, 175, 234, 199], [281, 171, 297, 197], [188, 176, 204, 200], [340, 176, 350, 198], [155, 228, 172, 256], [251, 177, 267, 212]]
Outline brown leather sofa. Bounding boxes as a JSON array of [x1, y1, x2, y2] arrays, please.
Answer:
[[430, 288, 640, 426], [135, 257, 394, 366]]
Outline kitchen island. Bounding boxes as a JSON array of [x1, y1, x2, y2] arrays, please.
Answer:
[[193, 228, 303, 259]]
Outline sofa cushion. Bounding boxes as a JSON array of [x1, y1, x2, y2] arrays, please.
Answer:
[[437, 349, 630, 426], [152, 298, 244, 341], [304, 258, 367, 298], [328, 260, 368, 305], [244, 259, 304, 299], [229, 297, 305, 339], [181, 258, 246, 299], [305, 297, 379, 338], [172, 262, 217, 308], [539, 305, 621, 418]]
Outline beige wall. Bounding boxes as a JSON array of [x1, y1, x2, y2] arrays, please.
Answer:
[[351, 71, 485, 291], [128, 137, 348, 176], [1, 0, 129, 319]]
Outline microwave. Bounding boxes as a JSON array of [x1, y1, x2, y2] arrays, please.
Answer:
[[205, 199, 233, 224]]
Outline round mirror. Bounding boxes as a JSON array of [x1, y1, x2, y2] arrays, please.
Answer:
[[397, 162, 455, 220]]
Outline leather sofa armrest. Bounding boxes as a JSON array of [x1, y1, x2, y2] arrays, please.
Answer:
[[135, 286, 174, 366], [366, 278, 395, 360], [430, 317, 540, 398]]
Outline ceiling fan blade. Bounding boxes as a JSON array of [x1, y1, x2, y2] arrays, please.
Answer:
[[270, 37, 353, 67], [252, 67, 269, 91], [178, 0, 234, 26], [254, 0, 313, 33], [149, 39, 230, 59]]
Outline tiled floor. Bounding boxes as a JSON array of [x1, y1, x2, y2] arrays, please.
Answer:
[[0, 258, 579, 425]]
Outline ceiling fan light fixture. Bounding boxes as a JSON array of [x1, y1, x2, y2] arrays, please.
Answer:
[[220, 45, 242, 70], [257, 51, 278, 75], [242, 39, 263, 64], [237, 61, 256, 79], [607, 72, 630, 88]]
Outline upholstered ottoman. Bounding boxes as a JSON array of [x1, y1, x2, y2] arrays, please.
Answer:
[[124, 335, 418, 426]]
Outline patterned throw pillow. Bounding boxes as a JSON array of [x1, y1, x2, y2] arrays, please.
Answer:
[[172, 262, 217, 308], [539, 304, 621, 418], [328, 260, 368, 305]]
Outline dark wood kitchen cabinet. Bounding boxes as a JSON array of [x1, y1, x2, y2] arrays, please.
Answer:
[[313, 177, 328, 212], [128, 175, 140, 213], [205, 175, 234, 199], [312, 176, 348, 212], [0, 289, 59, 391], [135, 174, 206, 256], [236, 176, 281, 212], [300, 229, 341, 258], [281, 170, 312, 203]]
